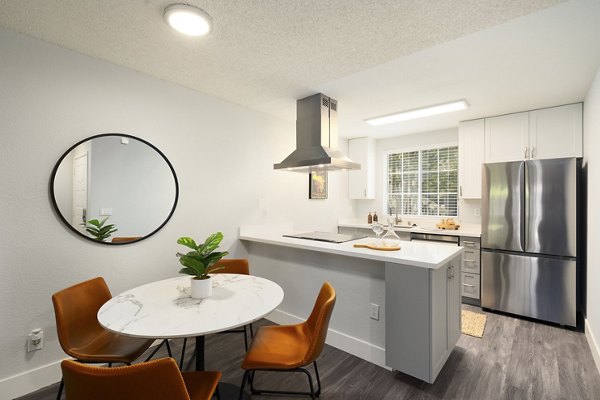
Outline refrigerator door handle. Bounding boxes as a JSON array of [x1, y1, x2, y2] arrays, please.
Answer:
[[523, 161, 528, 253]]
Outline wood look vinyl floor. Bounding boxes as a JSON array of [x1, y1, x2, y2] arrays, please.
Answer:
[[17, 305, 600, 400]]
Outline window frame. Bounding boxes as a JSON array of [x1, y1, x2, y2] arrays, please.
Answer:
[[383, 142, 459, 218]]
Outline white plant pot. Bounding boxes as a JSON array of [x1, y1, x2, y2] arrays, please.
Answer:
[[191, 277, 212, 299]]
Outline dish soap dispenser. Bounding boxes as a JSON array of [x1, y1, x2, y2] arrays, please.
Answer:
[[367, 212, 373, 224], [373, 212, 378, 223]]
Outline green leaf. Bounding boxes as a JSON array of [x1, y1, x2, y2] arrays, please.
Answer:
[[179, 255, 205, 275], [177, 237, 198, 250], [198, 232, 223, 255], [86, 219, 101, 227], [178, 267, 197, 276], [203, 251, 229, 268], [206, 265, 225, 274]]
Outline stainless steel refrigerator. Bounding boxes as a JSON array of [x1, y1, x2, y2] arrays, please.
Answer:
[[481, 157, 580, 327]]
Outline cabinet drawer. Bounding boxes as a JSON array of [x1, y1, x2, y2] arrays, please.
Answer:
[[461, 273, 480, 299], [462, 250, 480, 274], [460, 238, 480, 250]]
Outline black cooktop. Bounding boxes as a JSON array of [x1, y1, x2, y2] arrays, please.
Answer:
[[283, 231, 367, 243]]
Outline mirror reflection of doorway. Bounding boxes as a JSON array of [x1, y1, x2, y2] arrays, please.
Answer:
[[72, 152, 88, 234]]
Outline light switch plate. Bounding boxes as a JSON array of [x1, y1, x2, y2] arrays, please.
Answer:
[[369, 303, 380, 320]]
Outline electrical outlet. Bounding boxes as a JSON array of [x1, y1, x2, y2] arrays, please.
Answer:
[[474, 208, 480, 217], [369, 303, 380, 321], [27, 328, 43, 352]]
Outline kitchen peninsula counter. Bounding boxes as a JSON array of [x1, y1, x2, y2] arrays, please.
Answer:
[[239, 227, 463, 269], [240, 225, 463, 384]]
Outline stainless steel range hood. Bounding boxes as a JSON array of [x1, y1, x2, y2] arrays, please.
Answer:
[[274, 93, 361, 172]]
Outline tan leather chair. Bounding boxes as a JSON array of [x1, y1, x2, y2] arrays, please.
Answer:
[[179, 259, 254, 369], [61, 357, 221, 400], [52, 277, 155, 399], [238, 282, 336, 399]]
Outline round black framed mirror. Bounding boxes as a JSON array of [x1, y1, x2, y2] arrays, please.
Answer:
[[50, 133, 179, 245]]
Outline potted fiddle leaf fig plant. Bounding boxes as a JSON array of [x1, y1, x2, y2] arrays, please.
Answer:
[[81, 217, 118, 242], [176, 232, 229, 299]]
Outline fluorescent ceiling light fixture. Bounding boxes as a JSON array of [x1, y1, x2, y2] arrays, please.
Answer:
[[365, 100, 469, 126], [164, 4, 212, 36]]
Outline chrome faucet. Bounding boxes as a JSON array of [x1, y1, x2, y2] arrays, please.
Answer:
[[395, 210, 402, 226]]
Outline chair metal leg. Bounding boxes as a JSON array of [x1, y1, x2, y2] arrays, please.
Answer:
[[248, 367, 320, 398], [165, 339, 173, 357], [313, 361, 322, 396], [108, 362, 112, 367], [179, 337, 188, 369], [214, 383, 222, 400], [238, 370, 250, 400], [249, 370, 256, 392], [56, 378, 64, 400], [249, 323, 254, 338], [243, 325, 249, 351], [301, 368, 316, 400], [144, 339, 166, 362]]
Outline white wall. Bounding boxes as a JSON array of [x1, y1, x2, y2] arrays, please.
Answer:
[[350, 128, 482, 225], [584, 66, 600, 373], [0, 28, 353, 397]]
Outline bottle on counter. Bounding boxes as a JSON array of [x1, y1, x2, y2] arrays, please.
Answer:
[[373, 212, 378, 222], [368, 212, 373, 224]]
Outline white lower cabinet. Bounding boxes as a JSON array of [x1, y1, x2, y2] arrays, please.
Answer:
[[385, 254, 462, 383]]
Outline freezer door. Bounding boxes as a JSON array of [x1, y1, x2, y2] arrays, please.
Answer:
[[481, 251, 576, 326], [482, 161, 525, 251], [526, 158, 577, 257]]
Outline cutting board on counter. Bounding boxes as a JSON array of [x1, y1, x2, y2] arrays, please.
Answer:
[[353, 243, 401, 251]]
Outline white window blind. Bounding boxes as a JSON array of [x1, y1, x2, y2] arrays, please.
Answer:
[[386, 146, 458, 217]]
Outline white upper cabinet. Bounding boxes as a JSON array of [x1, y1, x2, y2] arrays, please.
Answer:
[[483, 103, 582, 164], [529, 103, 583, 159], [348, 137, 375, 199], [484, 112, 529, 163], [458, 119, 485, 199]]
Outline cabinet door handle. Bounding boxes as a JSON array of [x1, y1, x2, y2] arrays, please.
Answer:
[[447, 265, 455, 279], [531, 147, 536, 159], [460, 186, 463, 197], [364, 188, 366, 197], [462, 283, 476, 287], [525, 146, 529, 159], [464, 259, 475, 263], [462, 241, 476, 246]]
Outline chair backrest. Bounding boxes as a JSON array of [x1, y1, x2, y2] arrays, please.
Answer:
[[61, 358, 190, 400], [304, 282, 336, 363], [213, 258, 250, 275], [52, 277, 112, 355]]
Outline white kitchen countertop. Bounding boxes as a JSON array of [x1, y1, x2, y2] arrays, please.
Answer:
[[240, 226, 464, 269], [338, 219, 481, 237]]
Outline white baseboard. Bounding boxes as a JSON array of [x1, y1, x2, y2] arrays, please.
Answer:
[[585, 318, 600, 375], [266, 308, 389, 370], [0, 317, 387, 399], [0, 358, 64, 400], [0, 340, 164, 399]]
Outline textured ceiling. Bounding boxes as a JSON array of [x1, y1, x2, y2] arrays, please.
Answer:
[[1, 0, 599, 138]]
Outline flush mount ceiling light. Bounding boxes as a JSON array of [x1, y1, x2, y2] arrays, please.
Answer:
[[164, 4, 212, 36], [365, 99, 469, 126]]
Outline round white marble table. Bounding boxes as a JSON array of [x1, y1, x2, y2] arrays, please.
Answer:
[[98, 274, 284, 375]]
